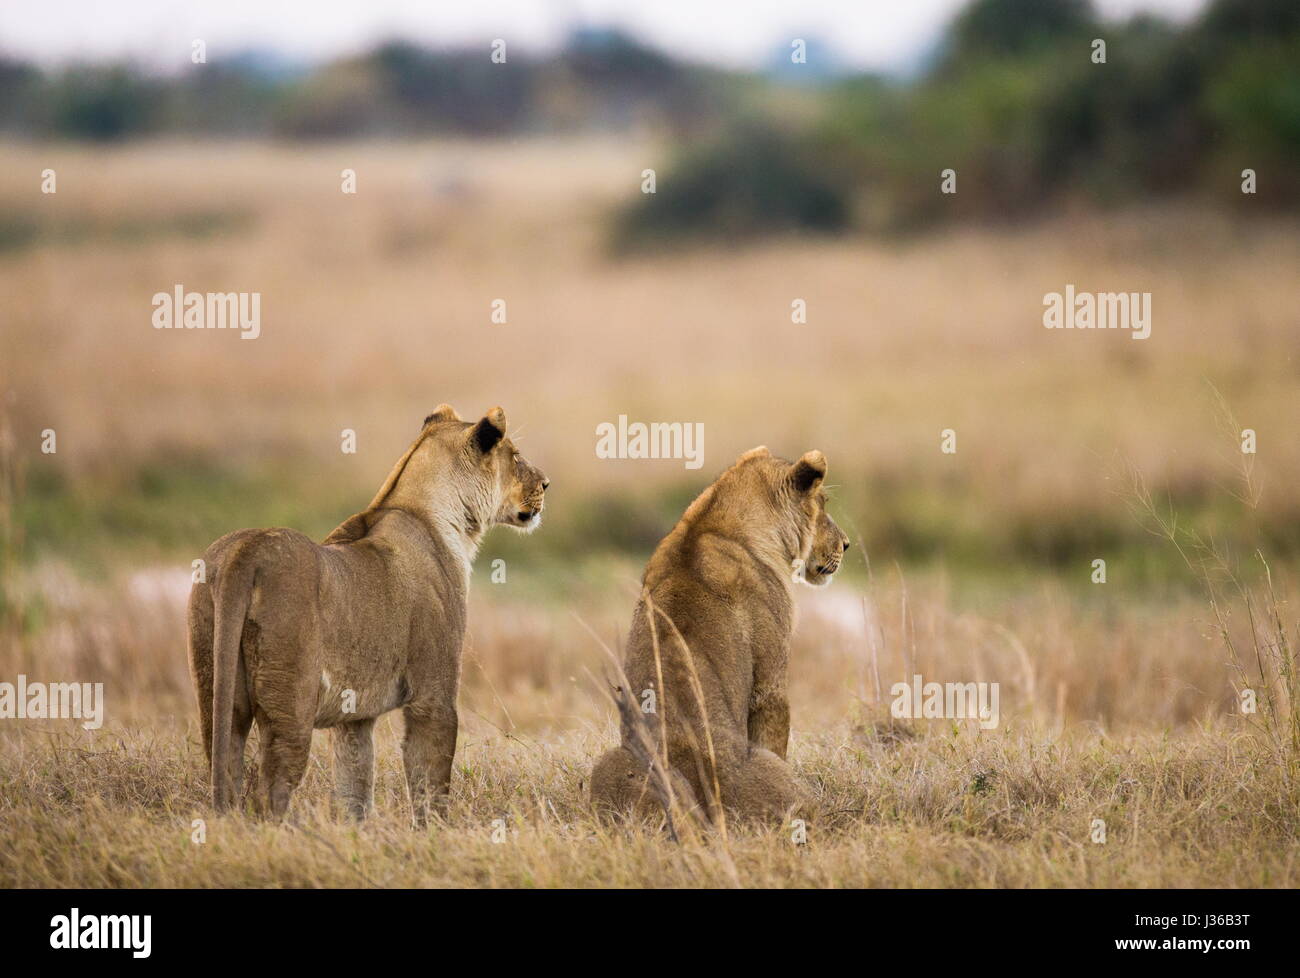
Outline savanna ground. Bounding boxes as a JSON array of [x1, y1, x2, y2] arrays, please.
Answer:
[[0, 138, 1297, 887]]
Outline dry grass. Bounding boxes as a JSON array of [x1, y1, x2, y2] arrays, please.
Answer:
[[1, 558, 1298, 887], [2, 719, 1296, 888]]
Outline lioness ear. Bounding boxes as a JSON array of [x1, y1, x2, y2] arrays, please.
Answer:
[[790, 450, 826, 493], [738, 445, 771, 463], [424, 404, 461, 426], [469, 407, 507, 454]]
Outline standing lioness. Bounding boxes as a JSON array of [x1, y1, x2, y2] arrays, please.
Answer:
[[591, 446, 849, 823], [188, 405, 547, 822]]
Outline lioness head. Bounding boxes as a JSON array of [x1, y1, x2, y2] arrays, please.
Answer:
[[714, 445, 849, 587], [376, 404, 548, 536], [430, 404, 548, 532]]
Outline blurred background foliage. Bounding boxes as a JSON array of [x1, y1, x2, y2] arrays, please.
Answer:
[[2, 0, 1296, 239]]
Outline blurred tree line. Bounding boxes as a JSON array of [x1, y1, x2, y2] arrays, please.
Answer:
[[617, 0, 1300, 243], [0, 29, 729, 141], [0, 0, 1295, 237]]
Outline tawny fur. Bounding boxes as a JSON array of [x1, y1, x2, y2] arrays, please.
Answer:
[[187, 405, 547, 823], [590, 446, 850, 824]]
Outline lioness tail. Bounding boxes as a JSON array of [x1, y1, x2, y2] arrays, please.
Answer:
[[211, 546, 255, 811]]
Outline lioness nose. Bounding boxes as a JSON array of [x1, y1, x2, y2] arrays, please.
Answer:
[[542, 479, 550, 490], [842, 539, 850, 552]]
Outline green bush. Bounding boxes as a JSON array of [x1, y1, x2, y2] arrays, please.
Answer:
[[611, 121, 851, 249]]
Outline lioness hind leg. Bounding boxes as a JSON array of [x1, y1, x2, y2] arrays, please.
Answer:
[[257, 720, 312, 819], [248, 628, 319, 819], [590, 745, 701, 824], [227, 692, 253, 806], [331, 718, 377, 821], [722, 747, 807, 823]]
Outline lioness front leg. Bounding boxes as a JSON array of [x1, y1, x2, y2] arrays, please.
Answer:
[[331, 717, 377, 821], [402, 703, 458, 828], [748, 686, 790, 760]]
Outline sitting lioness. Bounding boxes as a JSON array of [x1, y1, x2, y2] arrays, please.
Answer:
[[590, 446, 849, 823], [187, 405, 547, 822]]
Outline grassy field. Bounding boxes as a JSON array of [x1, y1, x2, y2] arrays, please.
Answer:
[[1, 139, 1298, 886], [2, 552, 1297, 886], [4, 720, 1297, 888]]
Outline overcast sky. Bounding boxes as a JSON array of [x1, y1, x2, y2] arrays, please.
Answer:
[[0, 0, 1207, 73]]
